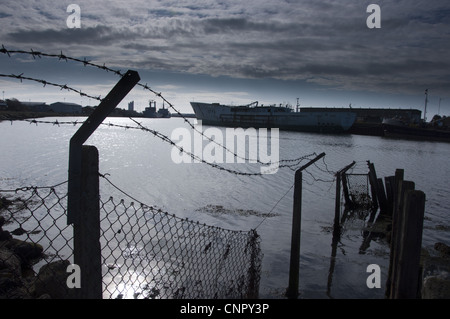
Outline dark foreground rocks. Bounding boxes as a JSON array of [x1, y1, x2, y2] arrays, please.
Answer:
[[421, 242, 450, 299], [0, 215, 75, 299]]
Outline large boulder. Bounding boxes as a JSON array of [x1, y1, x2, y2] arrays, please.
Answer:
[[4, 239, 43, 266], [34, 260, 76, 299], [0, 247, 29, 298], [421, 243, 450, 299]]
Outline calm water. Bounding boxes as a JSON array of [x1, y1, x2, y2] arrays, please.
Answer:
[[1, 117, 449, 299]]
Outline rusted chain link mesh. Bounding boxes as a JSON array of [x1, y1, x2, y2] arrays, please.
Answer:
[[0, 183, 262, 299]]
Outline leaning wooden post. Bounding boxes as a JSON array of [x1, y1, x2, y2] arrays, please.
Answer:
[[286, 152, 325, 299], [73, 145, 102, 299]]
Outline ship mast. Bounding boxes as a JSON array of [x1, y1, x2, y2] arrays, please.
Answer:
[[424, 89, 428, 122], [296, 98, 300, 112]]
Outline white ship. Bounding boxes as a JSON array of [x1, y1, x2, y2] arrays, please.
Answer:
[[190, 101, 356, 133]]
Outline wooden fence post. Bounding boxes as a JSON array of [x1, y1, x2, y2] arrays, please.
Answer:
[[73, 145, 102, 299], [287, 170, 303, 299], [386, 180, 414, 298], [334, 161, 355, 224], [393, 190, 426, 299], [367, 162, 379, 211], [286, 152, 325, 299], [334, 171, 341, 227], [376, 178, 388, 216]]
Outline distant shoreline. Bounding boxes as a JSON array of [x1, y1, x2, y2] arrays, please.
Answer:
[[0, 110, 197, 122], [0, 110, 72, 121]]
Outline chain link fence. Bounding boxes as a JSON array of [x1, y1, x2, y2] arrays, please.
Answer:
[[100, 195, 262, 299], [0, 181, 262, 299], [0, 183, 73, 299]]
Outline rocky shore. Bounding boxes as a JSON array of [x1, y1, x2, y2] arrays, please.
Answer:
[[0, 198, 74, 299], [421, 242, 450, 299]]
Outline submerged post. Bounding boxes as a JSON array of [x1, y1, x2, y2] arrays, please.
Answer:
[[287, 152, 325, 299]]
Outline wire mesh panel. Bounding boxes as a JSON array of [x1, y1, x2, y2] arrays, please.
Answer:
[[0, 183, 74, 298], [100, 196, 262, 299], [344, 173, 372, 208]]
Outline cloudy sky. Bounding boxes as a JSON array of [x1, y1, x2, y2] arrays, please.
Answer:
[[1, 0, 449, 115]]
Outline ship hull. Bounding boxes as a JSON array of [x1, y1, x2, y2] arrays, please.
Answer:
[[190, 102, 356, 133]]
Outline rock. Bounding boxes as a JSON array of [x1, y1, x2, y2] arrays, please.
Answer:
[[11, 227, 27, 236], [35, 260, 76, 299], [0, 248, 29, 298], [422, 276, 450, 299], [0, 276, 23, 298], [421, 249, 450, 299], [0, 216, 6, 227], [0, 247, 22, 277], [0, 230, 12, 241], [434, 242, 450, 257], [5, 239, 43, 265], [0, 197, 12, 211]]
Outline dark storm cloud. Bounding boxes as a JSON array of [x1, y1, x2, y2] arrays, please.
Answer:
[[7, 25, 138, 45], [1, 0, 449, 96]]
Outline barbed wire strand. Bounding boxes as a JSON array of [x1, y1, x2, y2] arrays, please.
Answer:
[[1, 45, 323, 167], [0, 73, 103, 102], [0, 180, 68, 193]]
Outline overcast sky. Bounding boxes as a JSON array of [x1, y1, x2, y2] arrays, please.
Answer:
[[1, 0, 449, 114]]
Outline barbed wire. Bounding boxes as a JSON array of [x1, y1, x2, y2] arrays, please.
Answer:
[[0, 45, 124, 77], [0, 45, 340, 177], [1, 116, 321, 176], [0, 73, 103, 102], [0, 45, 319, 166], [6, 118, 336, 178], [0, 180, 68, 193]]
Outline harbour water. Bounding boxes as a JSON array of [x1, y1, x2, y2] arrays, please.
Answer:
[[1, 117, 449, 299]]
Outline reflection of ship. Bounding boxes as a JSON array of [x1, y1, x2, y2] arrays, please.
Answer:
[[143, 100, 171, 118], [190, 100, 356, 133]]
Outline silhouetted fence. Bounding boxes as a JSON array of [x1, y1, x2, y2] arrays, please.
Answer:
[[100, 185, 262, 299], [0, 182, 73, 298], [0, 177, 262, 299], [0, 59, 263, 299]]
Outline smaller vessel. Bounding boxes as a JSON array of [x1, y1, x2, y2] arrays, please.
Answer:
[[382, 90, 450, 142], [382, 117, 450, 142], [143, 100, 171, 118]]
